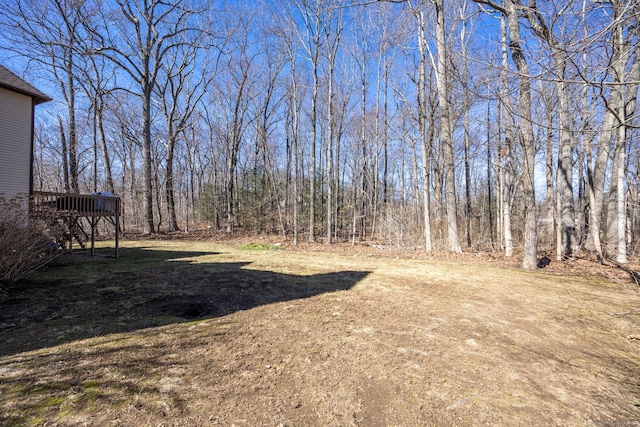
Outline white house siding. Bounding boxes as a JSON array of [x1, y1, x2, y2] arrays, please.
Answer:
[[0, 86, 33, 201]]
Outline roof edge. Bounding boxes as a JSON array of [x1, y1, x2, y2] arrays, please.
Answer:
[[0, 64, 52, 105]]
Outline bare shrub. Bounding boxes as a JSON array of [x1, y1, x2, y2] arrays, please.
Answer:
[[0, 196, 60, 286]]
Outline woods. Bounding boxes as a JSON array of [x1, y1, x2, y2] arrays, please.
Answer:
[[1, 0, 638, 268]]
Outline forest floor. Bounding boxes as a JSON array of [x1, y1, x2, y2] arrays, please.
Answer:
[[1, 236, 639, 426]]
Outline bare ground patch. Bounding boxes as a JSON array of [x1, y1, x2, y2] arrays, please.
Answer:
[[1, 240, 639, 426]]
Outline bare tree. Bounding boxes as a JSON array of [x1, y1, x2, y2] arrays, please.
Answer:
[[156, 39, 209, 232], [404, 0, 434, 251], [89, 0, 204, 234], [433, 0, 462, 253], [250, 16, 287, 235], [4, 0, 639, 253], [272, 5, 305, 244], [522, 1, 578, 259], [213, 10, 259, 233], [475, 0, 538, 268], [460, 0, 473, 249], [497, 12, 514, 257], [608, 0, 639, 263], [76, 49, 117, 195], [0, 0, 92, 193], [584, 0, 638, 263], [348, 5, 382, 244], [294, 0, 327, 242], [323, 3, 347, 245]]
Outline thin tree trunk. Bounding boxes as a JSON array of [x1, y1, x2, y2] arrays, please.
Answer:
[[355, 28, 368, 244], [142, 81, 155, 234], [166, 137, 179, 232], [487, 99, 494, 247], [542, 91, 555, 249], [309, 48, 319, 243], [289, 54, 300, 245], [615, 124, 627, 263], [415, 7, 432, 251], [461, 7, 472, 248], [326, 56, 334, 245], [66, 48, 79, 194], [58, 116, 70, 193], [499, 12, 513, 257], [97, 100, 115, 194], [382, 55, 389, 207], [552, 51, 577, 258]]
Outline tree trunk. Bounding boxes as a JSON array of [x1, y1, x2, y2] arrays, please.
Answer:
[[542, 92, 555, 249], [326, 52, 335, 245], [415, 7, 432, 251], [615, 122, 627, 263], [500, 12, 513, 257], [435, 0, 461, 253], [474, 0, 533, 264], [288, 38, 301, 245], [461, 8, 472, 248], [588, 105, 614, 253], [506, 0, 537, 268], [96, 99, 115, 194], [58, 116, 70, 193], [166, 137, 179, 232], [66, 49, 79, 194], [487, 98, 494, 247], [605, 2, 638, 261], [309, 45, 319, 243], [142, 81, 155, 234]]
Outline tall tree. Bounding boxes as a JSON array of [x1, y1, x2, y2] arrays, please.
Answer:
[[272, 4, 304, 244], [324, 3, 347, 245], [523, 1, 578, 259], [156, 40, 208, 232], [294, 0, 326, 242], [460, 0, 473, 248], [475, 0, 538, 268], [498, 11, 514, 257], [89, 0, 204, 234], [406, 0, 433, 251], [607, 0, 639, 264], [434, 0, 462, 252], [586, 0, 638, 263], [217, 13, 257, 233]]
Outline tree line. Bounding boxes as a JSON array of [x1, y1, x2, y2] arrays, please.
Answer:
[[1, 0, 638, 268]]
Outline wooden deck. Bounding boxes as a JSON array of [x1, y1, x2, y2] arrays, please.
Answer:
[[30, 191, 122, 257]]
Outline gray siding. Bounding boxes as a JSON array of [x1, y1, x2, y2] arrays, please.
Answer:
[[0, 86, 33, 201]]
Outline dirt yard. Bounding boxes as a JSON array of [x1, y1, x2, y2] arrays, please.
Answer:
[[1, 239, 639, 426]]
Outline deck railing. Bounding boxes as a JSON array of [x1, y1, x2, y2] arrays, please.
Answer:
[[30, 191, 122, 258], [31, 191, 121, 218]]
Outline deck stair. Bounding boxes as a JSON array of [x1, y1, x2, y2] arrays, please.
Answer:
[[30, 191, 122, 257]]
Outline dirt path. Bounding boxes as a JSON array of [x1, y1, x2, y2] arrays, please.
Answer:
[[1, 240, 639, 426]]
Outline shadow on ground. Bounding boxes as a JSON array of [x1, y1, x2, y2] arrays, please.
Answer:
[[0, 247, 370, 356]]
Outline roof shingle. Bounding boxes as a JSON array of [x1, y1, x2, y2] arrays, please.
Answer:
[[0, 64, 51, 105]]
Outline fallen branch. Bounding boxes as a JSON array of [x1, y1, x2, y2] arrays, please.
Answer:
[[611, 308, 640, 317]]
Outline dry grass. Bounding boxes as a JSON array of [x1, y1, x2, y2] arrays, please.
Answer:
[[0, 239, 639, 426]]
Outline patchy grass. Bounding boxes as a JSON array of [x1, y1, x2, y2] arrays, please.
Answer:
[[0, 239, 639, 426], [238, 242, 281, 251]]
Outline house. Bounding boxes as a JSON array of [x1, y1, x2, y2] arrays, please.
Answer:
[[0, 64, 51, 202], [0, 64, 122, 257]]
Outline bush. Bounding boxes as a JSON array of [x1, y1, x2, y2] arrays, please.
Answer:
[[0, 196, 60, 286]]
